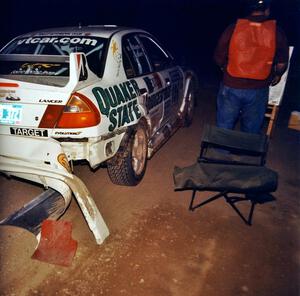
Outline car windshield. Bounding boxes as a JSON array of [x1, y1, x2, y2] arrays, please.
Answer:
[[0, 35, 108, 77]]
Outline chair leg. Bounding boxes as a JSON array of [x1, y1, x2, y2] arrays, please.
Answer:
[[225, 199, 251, 225], [189, 190, 197, 211], [189, 191, 226, 211], [188, 191, 258, 225], [247, 202, 256, 226], [224, 194, 256, 226]]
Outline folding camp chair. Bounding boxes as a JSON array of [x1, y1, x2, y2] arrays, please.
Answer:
[[173, 125, 278, 225]]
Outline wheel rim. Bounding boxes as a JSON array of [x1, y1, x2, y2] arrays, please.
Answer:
[[131, 127, 147, 176]]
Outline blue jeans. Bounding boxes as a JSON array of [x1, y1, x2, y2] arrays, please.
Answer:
[[216, 84, 269, 134]]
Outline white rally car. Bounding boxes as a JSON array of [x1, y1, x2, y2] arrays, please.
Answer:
[[0, 26, 197, 243]]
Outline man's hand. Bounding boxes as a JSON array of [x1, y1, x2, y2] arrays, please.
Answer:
[[271, 75, 281, 86]]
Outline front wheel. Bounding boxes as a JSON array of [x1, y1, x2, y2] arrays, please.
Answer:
[[107, 123, 148, 186]]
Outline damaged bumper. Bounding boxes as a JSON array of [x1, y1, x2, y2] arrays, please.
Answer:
[[0, 134, 109, 244]]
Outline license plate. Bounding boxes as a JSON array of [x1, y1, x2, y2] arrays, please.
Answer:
[[0, 104, 22, 125]]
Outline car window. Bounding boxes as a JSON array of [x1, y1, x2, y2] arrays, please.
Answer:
[[122, 35, 151, 77], [0, 36, 108, 77], [122, 50, 136, 78], [138, 35, 172, 71]]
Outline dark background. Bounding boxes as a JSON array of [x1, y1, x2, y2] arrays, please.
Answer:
[[1, 0, 300, 107]]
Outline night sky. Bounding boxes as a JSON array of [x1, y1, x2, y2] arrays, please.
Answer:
[[1, 0, 300, 86]]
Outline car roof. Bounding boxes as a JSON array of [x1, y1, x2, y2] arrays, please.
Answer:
[[18, 25, 148, 39]]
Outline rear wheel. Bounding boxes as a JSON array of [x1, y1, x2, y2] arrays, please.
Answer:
[[107, 123, 148, 186]]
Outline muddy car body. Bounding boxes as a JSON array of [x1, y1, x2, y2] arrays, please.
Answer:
[[0, 26, 197, 243]]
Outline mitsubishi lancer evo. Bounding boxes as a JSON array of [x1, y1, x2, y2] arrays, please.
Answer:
[[0, 25, 197, 186]]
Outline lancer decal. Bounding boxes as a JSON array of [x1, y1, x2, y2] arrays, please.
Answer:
[[39, 99, 63, 104]]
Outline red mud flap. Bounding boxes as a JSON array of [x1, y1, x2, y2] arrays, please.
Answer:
[[32, 220, 77, 267]]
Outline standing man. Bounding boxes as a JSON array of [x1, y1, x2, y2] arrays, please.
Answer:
[[214, 0, 289, 134]]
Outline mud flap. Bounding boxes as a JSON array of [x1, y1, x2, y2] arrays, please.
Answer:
[[31, 219, 78, 267]]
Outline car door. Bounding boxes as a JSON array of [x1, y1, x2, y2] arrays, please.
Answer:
[[138, 34, 184, 126], [122, 34, 169, 136]]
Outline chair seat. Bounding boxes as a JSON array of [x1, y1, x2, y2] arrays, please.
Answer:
[[173, 162, 278, 194]]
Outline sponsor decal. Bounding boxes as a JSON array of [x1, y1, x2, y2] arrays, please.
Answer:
[[111, 40, 118, 55], [5, 96, 20, 101], [54, 131, 82, 136], [92, 80, 141, 132], [25, 63, 59, 69], [0, 91, 20, 102], [10, 127, 48, 137], [142, 70, 183, 115], [146, 85, 171, 110], [33, 32, 86, 37], [11, 63, 66, 76], [169, 69, 183, 105], [143, 73, 163, 94], [39, 99, 63, 104], [169, 69, 183, 83], [111, 39, 122, 77], [17, 37, 98, 46]]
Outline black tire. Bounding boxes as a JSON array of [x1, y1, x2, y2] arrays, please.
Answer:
[[184, 80, 195, 127], [107, 122, 148, 186]]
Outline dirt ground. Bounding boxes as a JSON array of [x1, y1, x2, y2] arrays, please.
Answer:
[[0, 86, 299, 296]]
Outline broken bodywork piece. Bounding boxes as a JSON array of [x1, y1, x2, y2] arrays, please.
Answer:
[[0, 134, 109, 245], [0, 188, 66, 235]]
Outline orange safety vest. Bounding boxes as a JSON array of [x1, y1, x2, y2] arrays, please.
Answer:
[[227, 19, 276, 80]]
